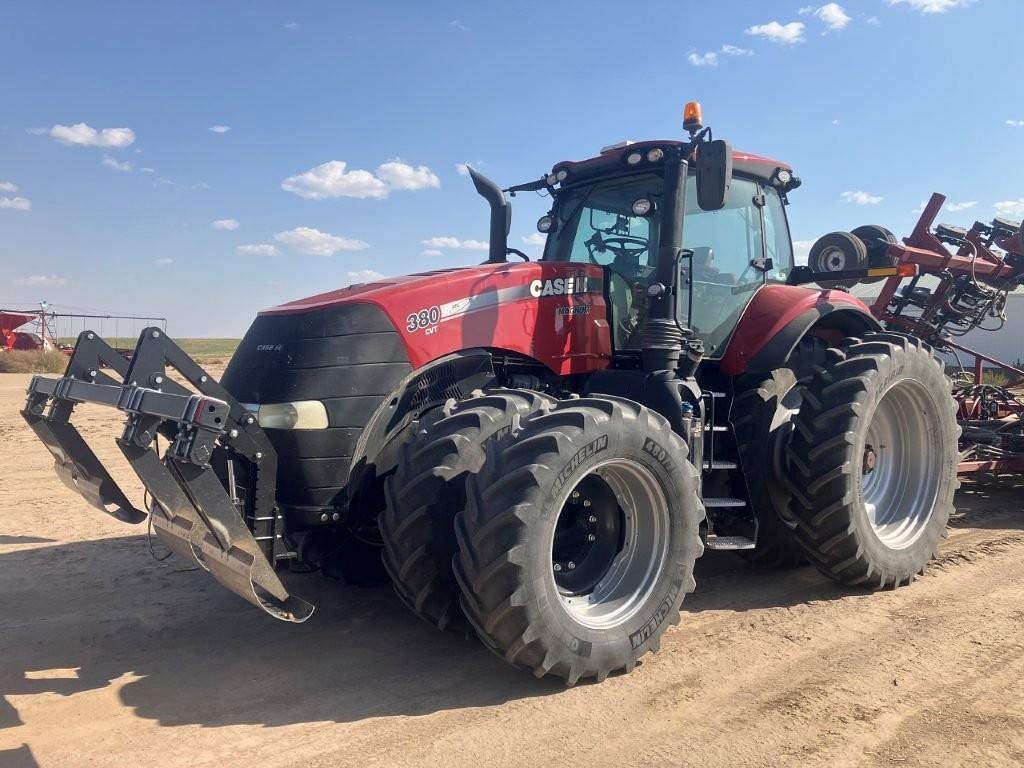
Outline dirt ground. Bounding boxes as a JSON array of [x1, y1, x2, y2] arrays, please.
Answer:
[[1, 372, 1023, 768]]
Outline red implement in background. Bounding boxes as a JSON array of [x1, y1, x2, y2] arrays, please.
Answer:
[[864, 193, 1024, 475], [0, 311, 38, 351]]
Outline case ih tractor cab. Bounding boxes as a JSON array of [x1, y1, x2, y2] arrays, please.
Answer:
[[22, 103, 958, 684]]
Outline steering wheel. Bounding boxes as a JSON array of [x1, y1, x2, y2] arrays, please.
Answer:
[[585, 232, 649, 265]]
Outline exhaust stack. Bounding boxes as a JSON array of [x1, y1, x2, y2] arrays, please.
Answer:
[[467, 167, 510, 264]]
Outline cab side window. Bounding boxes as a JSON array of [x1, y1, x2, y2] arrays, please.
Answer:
[[762, 186, 794, 283], [681, 176, 765, 355]]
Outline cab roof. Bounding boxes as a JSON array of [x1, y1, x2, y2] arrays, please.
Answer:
[[550, 139, 792, 186]]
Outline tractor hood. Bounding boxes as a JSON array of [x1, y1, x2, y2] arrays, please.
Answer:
[[260, 267, 476, 315], [257, 261, 613, 373]]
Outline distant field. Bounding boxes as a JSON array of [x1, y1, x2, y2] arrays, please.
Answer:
[[55, 337, 240, 364]]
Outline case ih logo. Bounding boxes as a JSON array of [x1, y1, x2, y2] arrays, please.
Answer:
[[530, 277, 590, 298]]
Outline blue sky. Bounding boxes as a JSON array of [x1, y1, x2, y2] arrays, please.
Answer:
[[2, 0, 1021, 336]]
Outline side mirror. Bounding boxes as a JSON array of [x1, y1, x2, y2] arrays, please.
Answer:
[[695, 140, 733, 211]]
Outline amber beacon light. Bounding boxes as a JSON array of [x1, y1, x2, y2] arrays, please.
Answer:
[[683, 101, 703, 134]]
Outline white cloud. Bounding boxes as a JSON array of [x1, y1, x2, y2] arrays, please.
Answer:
[[48, 123, 135, 148], [421, 249, 443, 257], [946, 201, 977, 212], [688, 51, 719, 67], [347, 269, 386, 282], [866, 15, 881, 25], [376, 160, 441, 191], [281, 160, 388, 200], [745, 21, 805, 44], [208, 125, 231, 134], [690, 43, 754, 67], [421, 236, 488, 251], [522, 233, 547, 246], [793, 240, 815, 266], [841, 190, 883, 205], [139, 167, 154, 174], [102, 156, 133, 172], [720, 44, 753, 56], [153, 257, 174, 265], [0, 196, 31, 211], [274, 226, 369, 256], [814, 3, 851, 30], [283, 159, 441, 199], [994, 199, 1024, 217], [455, 163, 471, 177], [886, 0, 974, 13], [0, 181, 17, 192], [284, 21, 299, 29], [449, 19, 470, 32], [15, 274, 66, 287], [1006, 120, 1024, 128], [211, 218, 240, 231], [236, 243, 279, 256], [832, 119, 841, 125]]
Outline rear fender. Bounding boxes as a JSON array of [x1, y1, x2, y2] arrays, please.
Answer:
[[719, 285, 879, 376]]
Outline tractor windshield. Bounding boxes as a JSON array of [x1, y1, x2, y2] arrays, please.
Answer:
[[542, 172, 793, 356]]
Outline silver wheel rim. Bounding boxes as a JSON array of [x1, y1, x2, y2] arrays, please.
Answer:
[[861, 379, 941, 549], [821, 246, 847, 271], [549, 458, 670, 630]]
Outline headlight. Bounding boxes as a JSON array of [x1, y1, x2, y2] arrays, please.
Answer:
[[775, 168, 793, 186], [626, 152, 643, 166], [646, 148, 664, 163], [555, 169, 568, 182], [537, 215, 554, 233], [257, 401, 329, 430], [631, 198, 654, 216]]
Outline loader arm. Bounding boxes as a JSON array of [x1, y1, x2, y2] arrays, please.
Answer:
[[21, 328, 313, 623]]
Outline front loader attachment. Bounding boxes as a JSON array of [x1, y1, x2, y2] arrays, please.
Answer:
[[21, 328, 314, 623]]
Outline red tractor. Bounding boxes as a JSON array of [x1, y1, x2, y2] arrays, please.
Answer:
[[22, 104, 959, 683]]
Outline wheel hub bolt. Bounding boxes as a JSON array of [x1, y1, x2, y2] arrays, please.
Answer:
[[863, 445, 877, 474], [588, 515, 597, 523], [587, 533, 596, 542], [571, 491, 580, 499], [583, 500, 592, 508], [553, 563, 562, 572], [567, 561, 576, 570]]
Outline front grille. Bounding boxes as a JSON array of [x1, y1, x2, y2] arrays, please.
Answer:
[[221, 302, 411, 508]]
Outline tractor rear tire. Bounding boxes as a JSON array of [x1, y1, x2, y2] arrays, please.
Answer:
[[454, 396, 704, 684], [786, 333, 958, 588], [731, 337, 828, 568], [380, 389, 552, 634]]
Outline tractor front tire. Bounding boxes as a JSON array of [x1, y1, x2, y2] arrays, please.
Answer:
[[787, 333, 958, 587], [380, 389, 552, 634], [454, 397, 704, 684], [731, 338, 828, 568]]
